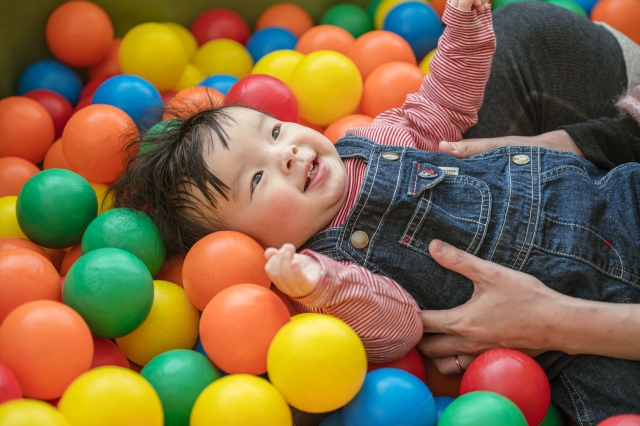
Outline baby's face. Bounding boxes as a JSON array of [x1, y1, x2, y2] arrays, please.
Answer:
[[202, 108, 348, 248]]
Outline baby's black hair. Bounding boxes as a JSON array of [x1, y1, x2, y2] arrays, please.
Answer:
[[109, 105, 244, 258]]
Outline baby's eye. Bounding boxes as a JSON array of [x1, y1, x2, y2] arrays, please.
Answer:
[[272, 125, 281, 141], [252, 173, 263, 191]]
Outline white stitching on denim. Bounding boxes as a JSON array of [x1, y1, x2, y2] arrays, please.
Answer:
[[407, 186, 431, 242], [560, 372, 591, 426], [521, 148, 542, 271], [489, 150, 511, 262], [594, 163, 635, 188], [540, 165, 589, 181], [612, 267, 640, 281], [513, 147, 535, 269]]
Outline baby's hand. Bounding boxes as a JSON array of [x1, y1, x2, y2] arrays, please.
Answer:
[[449, 0, 490, 12], [265, 244, 321, 298]]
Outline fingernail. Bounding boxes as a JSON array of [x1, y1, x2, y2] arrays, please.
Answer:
[[430, 240, 447, 255]]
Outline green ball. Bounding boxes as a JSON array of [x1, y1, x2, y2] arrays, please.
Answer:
[[438, 391, 528, 426], [367, 0, 384, 18], [140, 119, 181, 153], [81, 208, 166, 277], [141, 350, 221, 426], [540, 403, 564, 426], [321, 4, 373, 38], [492, 0, 539, 10], [542, 0, 587, 15], [16, 169, 97, 248], [63, 247, 154, 339]]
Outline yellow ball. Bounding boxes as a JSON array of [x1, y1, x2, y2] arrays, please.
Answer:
[[191, 375, 292, 426], [175, 63, 204, 90], [58, 366, 163, 426], [267, 313, 367, 413], [252, 50, 305, 84], [0, 399, 71, 426], [119, 22, 188, 91], [0, 195, 27, 239], [374, 0, 428, 29], [89, 182, 113, 216], [116, 280, 199, 366], [289, 50, 363, 126], [419, 49, 437, 74], [193, 39, 253, 79], [163, 22, 198, 60]]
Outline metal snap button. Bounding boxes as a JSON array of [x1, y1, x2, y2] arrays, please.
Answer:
[[350, 231, 370, 249], [512, 154, 530, 165], [381, 152, 400, 161], [418, 169, 438, 178]]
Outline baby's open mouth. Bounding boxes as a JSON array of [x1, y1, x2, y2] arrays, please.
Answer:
[[304, 159, 318, 191]]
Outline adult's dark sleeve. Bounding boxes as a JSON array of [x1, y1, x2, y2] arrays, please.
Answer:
[[560, 116, 640, 169]]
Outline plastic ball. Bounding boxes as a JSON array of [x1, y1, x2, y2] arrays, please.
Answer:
[[298, 116, 327, 133], [0, 157, 40, 197], [419, 49, 437, 74], [88, 38, 122, 80], [200, 284, 290, 375], [0, 196, 27, 239], [73, 96, 93, 113], [543, 0, 588, 15], [255, 3, 314, 37], [460, 349, 551, 426], [296, 25, 355, 56], [321, 410, 345, 426], [193, 39, 253, 78], [383, 2, 444, 60], [90, 182, 114, 216], [347, 30, 416, 81], [430, 0, 448, 15], [91, 338, 129, 369], [62, 104, 135, 183], [598, 414, 640, 425], [246, 27, 298, 63], [0, 300, 93, 400], [116, 280, 199, 366], [368, 0, 385, 17], [141, 349, 221, 426], [267, 313, 367, 413], [63, 248, 154, 339], [43, 139, 72, 170], [491, 0, 538, 8], [156, 256, 185, 287], [18, 59, 83, 105], [0, 237, 50, 261], [367, 347, 426, 382], [191, 375, 292, 426], [23, 89, 73, 139], [251, 50, 304, 84], [225, 74, 298, 122], [164, 22, 198, 59], [60, 244, 82, 276], [0, 399, 71, 426], [198, 74, 239, 95], [539, 402, 564, 426], [162, 86, 224, 119], [81, 208, 166, 277], [374, 0, 424, 29], [0, 96, 55, 164], [320, 4, 373, 38], [434, 396, 455, 419], [46, 1, 113, 67], [175, 63, 203, 90], [119, 23, 188, 91], [362, 61, 424, 117], [323, 114, 372, 143], [572, 0, 600, 14], [58, 366, 163, 426], [182, 231, 270, 310], [190, 8, 251, 46], [289, 50, 363, 126], [0, 361, 23, 403], [438, 391, 528, 426], [92, 74, 163, 129]]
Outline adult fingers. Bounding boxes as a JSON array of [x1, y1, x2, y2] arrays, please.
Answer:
[[438, 139, 502, 158], [428, 240, 497, 284], [430, 354, 477, 376], [417, 333, 489, 358]]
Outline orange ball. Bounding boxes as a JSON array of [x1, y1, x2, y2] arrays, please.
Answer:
[[0, 248, 61, 323], [256, 3, 314, 37], [156, 255, 185, 287], [347, 30, 416, 81], [0, 97, 55, 164], [296, 25, 355, 55], [0, 157, 40, 197], [591, 0, 640, 44], [46, 1, 114, 67], [0, 237, 50, 262], [43, 139, 72, 171], [89, 38, 122, 80], [431, 0, 447, 16], [324, 114, 373, 143], [200, 283, 290, 375], [60, 244, 82, 277], [61, 104, 135, 184], [361, 61, 424, 117], [162, 86, 225, 120], [182, 231, 271, 311], [0, 300, 93, 400]]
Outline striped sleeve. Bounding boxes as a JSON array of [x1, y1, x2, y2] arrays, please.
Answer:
[[291, 250, 423, 364], [348, 3, 496, 151]]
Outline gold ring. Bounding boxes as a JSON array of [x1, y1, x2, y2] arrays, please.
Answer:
[[455, 355, 466, 373]]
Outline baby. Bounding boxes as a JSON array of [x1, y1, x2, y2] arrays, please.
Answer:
[[112, 0, 640, 422]]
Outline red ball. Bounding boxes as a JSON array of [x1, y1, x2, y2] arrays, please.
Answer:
[[190, 8, 250, 46], [598, 414, 640, 426], [200, 284, 290, 375], [91, 338, 129, 369], [80, 75, 113, 101], [368, 347, 426, 382], [23, 89, 74, 139], [460, 349, 550, 426], [225, 74, 298, 122], [73, 96, 93, 113], [0, 361, 22, 404], [0, 96, 55, 164]]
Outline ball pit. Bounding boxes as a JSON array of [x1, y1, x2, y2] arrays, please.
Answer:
[[0, 156, 40, 197], [225, 74, 299, 122], [0, 399, 71, 426], [295, 25, 355, 56], [347, 30, 416, 81], [251, 50, 304, 84], [88, 38, 122, 80], [18, 59, 83, 105], [361, 61, 424, 117], [23, 89, 74, 139], [598, 414, 640, 425], [320, 4, 373, 38], [0, 196, 27, 239], [164, 22, 198, 59], [90, 338, 130, 369], [0, 237, 50, 261], [246, 27, 298, 62], [190, 8, 251, 46], [438, 391, 528, 426], [255, 3, 314, 37], [175, 63, 203, 90], [198, 74, 239, 95], [367, 347, 426, 382], [382, 2, 444, 60], [0, 96, 55, 164], [162, 86, 224, 120], [43, 139, 72, 170], [0, 361, 22, 404], [193, 38, 253, 79]]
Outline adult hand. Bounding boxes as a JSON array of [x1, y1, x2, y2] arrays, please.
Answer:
[[439, 129, 584, 158], [417, 240, 562, 375]]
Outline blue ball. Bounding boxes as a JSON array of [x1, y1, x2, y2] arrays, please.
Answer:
[[434, 396, 456, 419], [194, 337, 208, 357], [245, 27, 298, 62], [572, 0, 598, 14], [383, 2, 444, 61], [198, 74, 239, 95], [92, 74, 163, 129], [18, 59, 83, 105], [320, 410, 345, 426], [343, 368, 437, 426]]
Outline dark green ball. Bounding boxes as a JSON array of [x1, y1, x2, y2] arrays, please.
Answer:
[[321, 4, 373, 38], [140, 119, 181, 153], [16, 168, 97, 248], [63, 247, 154, 339], [81, 208, 166, 277], [539, 403, 563, 426], [542, 0, 587, 15], [141, 350, 221, 426], [492, 0, 539, 9], [438, 391, 528, 426]]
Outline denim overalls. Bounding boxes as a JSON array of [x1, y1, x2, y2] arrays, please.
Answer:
[[301, 135, 640, 425]]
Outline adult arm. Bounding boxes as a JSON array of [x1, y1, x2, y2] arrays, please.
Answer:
[[418, 240, 640, 375]]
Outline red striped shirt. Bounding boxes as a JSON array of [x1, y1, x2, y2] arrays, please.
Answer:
[[293, 4, 496, 363]]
